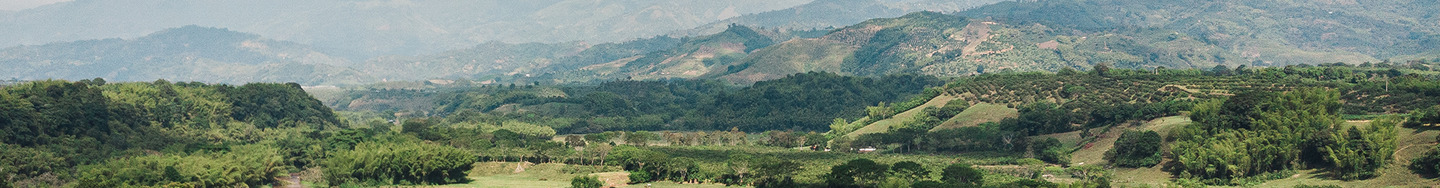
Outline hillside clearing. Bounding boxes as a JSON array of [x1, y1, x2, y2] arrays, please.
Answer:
[[930, 102, 1018, 131], [846, 94, 959, 137]]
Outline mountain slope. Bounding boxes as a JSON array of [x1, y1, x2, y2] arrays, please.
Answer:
[[959, 0, 1440, 65], [355, 36, 685, 83], [0, 26, 372, 85], [673, 0, 1006, 37], [0, 0, 811, 60], [693, 0, 1440, 83]]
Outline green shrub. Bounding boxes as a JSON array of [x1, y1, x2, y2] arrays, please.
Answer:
[[1412, 144, 1440, 175], [628, 170, 653, 184], [571, 175, 605, 188], [323, 141, 475, 186]]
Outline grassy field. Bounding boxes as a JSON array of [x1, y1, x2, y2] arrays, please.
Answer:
[[929, 102, 1018, 131], [845, 95, 961, 138]]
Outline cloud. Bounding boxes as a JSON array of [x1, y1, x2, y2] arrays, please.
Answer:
[[0, 0, 73, 11]]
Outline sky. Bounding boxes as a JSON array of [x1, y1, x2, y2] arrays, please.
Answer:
[[0, 0, 71, 11]]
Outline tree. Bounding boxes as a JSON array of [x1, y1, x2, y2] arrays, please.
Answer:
[[566, 135, 586, 147], [1211, 65, 1232, 76], [941, 163, 983, 187], [625, 131, 656, 146], [1092, 62, 1112, 77], [1067, 164, 1107, 181], [403, 118, 429, 134], [1325, 116, 1399, 180], [891, 161, 929, 181], [727, 153, 756, 180], [825, 158, 891, 187], [606, 146, 667, 171], [572, 175, 604, 188], [1033, 138, 1070, 164], [1105, 130, 1163, 168]]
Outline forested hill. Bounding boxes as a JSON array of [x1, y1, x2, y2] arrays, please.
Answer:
[[322, 72, 942, 133], [0, 26, 374, 85], [0, 80, 339, 187]]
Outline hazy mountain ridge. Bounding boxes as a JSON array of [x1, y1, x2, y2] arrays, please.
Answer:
[[0, 0, 811, 61], [671, 0, 1004, 37], [7, 0, 1440, 86], [0, 26, 373, 85]]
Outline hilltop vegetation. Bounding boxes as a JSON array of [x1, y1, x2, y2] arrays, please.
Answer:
[[0, 79, 339, 187], [328, 72, 941, 133]]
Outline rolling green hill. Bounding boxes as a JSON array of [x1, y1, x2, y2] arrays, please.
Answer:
[[0, 26, 374, 85]]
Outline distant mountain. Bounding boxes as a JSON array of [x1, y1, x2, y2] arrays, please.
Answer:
[[672, 0, 1003, 37], [353, 36, 683, 83], [11, 0, 1440, 86], [686, 0, 1440, 83], [0, 0, 810, 61], [959, 0, 1440, 65], [355, 25, 820, 85], [0, 26, 373, 85]]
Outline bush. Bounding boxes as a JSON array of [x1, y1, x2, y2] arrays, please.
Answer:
[[323, 141, 475, 186], [628, 170, 653, 184], [571, 175, 605, 188], [1105, 130, 1163, 167], [1412, 144, 1440, 175]]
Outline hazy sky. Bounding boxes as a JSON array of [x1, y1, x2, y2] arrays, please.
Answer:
[[0, 0, 70, 11]]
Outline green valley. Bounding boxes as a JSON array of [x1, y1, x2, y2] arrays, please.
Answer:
[[6, 0, 1440, 187]]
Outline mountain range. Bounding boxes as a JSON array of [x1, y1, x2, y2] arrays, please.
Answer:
[[3, 0, 1439, 86], [0, 0, 813, 60]]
